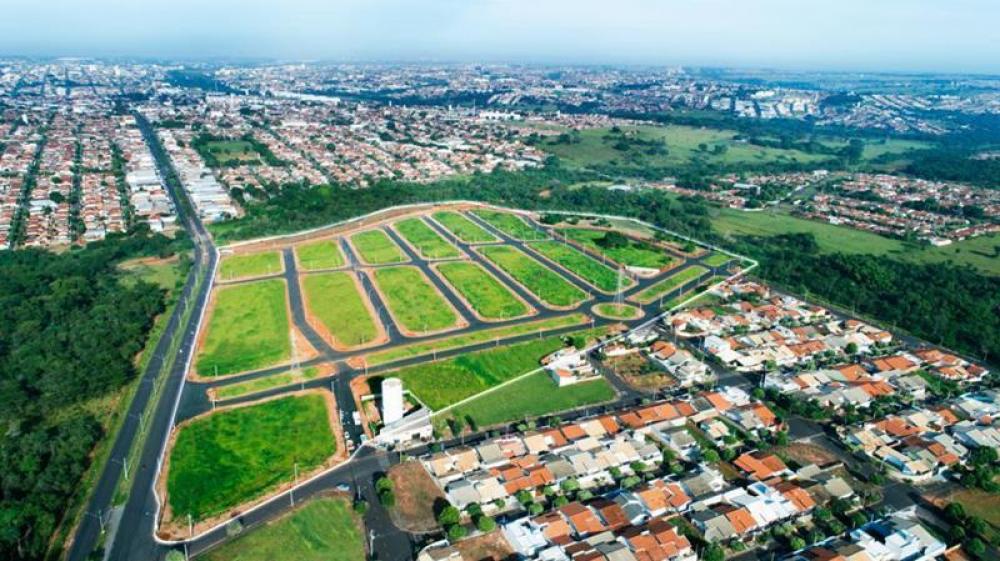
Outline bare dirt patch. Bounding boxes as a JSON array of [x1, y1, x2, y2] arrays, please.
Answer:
[[608, 354, 674, 391], [387, 460, 446, 534], [453, 530, 517, 561], [775, 442, 839, 468]]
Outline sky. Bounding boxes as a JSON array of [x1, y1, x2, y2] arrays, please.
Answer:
[[2, 0, 999, 74]]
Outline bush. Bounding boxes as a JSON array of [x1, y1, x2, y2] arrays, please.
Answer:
[[379, 489, 396, 507], [447, 524, 468, 541], [476, 516, 497, 533]]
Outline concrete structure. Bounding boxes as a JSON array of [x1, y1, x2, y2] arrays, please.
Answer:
[[382, 377, 404, 425]]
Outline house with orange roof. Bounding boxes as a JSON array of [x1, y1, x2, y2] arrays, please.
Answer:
[[734, 451, 790, 480]]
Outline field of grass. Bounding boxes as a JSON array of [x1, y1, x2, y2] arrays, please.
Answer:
[[294, 240, 344, 271], [529, 240, 631, 292], [197, 280, 291, 376], [561, 228, 675, 269], [199, 497, 364, 561], [632, 265, 709, 304], [118, 256, 184, 292], [437, 261, 528, 320], [350, 229, 406, 265], [390, 336, 570, 410], [213, 366, 321, 401], [432, 211, 498, 243], [372, 266, 459, 333], [702, 252, 733, 268], [711, 207, 1000, 276], [394, 217, 460, 259], [541, 124, 832, 171], [446, 371, 615, 428], [364, 313, 587, 366], [166, 393, 335, 521], [202, 140, 261, 163], [302, 272, 380, 346], [479, 245, 587, 307], [472, 210, 544, 240], [219, 251, 282, 280], [593, 303, 642, 319], [944, 488, 1000, 543]]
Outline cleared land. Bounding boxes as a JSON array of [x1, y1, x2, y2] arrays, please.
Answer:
[[219, 251, 282, 280], [389, 335, 570, 410], [302, 272, 380, 347], [199, 496, 364, 561], [166, 393, 335, 521], [472, 210, 544, 240], [294, 239, 345, 271], [632, 265, 709, 304], [387, 461, 446, 533], [350, 229, 406, 265], [479, 245, 587, 308], [394, 217, 461, 259], [196, 280, 291, 376], [364, 313, 587, 366], [446, 371, 615, 429], [372, 266, 459, 333], [201, 140, 261, 164], [562, 228, 676, 269], [529, 240, 632, 292], [437, 261, 528, 320], [432, 211, 498, 243], [212, 366, 322, 401]]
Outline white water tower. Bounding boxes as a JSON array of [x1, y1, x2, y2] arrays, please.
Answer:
[[382, 378, 404, 425]]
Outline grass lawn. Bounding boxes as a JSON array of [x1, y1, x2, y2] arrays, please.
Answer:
[[201, 140, 261, 164], [294, 240, 344, 271], [166, 393, 335, 521], [702, 252, 733, 268], [198, 497, 363, 561], [529, 240, 631, 292], [219, 251, 282, 280], [432, 211, 498, 243], [302, 272, 380, 346], [394, 217, 461, 259], [561, 228, 675, 269], [350, 229, 406, 265], [472, 210, 545, 240], [364, 313, 587, 366], [437, 261, 528, 320], [446, 371, 615, 428], [593, 303, 642, 319], [632, 266, 709, 304], [479, 245, 587, 307], [197, 280, 291, 376], [372, 266, 458, 333], [213, 366, 322, 401], [390, 336, 570, 410]]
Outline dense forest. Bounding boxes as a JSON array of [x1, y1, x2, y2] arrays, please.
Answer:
[[0, 228, 184, 561]]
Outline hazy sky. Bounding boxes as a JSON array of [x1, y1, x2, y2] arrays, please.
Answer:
[[2, 0, 998, 73]]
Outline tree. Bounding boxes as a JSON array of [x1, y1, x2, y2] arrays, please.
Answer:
[[437, 505, 461, 527], [964, 538, 986, 559], [790, 537, 806, 551], [702, 449, 720, 463], [703, 543, 725, 561], [476, 516, 496, 533], [447, 524, 468, 541], [378, 489, 396, 507]]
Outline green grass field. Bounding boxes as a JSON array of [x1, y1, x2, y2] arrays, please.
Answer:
[[390, 335, 570, 410], [436, 261, 528, 320], [479, 245, 587, 308], [446, 371, 615, 428], [213, 366, 321, 401], [593, 303, 642, 319], [702, 252, 733, 268], [219, 251, 282, 280], [350, 229, 406, 265], [364, 313, 587, 366], [197, 280, 291, 376], [372, 266, 459, 333], [166, 393, 335, 521], [632, 265, 709, 304], [394, 217, 461, 259], [199, 497, 364, 561], [294, 240, 345, 271], [529, 240, 631, 292], [302, 272, 380, 346], [471, 210, 544, 240], [202, 140, 261, 164], [561, 228, 675, 269], [118, 257, 184, 292], [432, 211, 498, 243]]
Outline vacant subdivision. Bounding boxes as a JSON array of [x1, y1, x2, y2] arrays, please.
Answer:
[[210, 365, 328, 402], [478, 245, 588, 308], [435, 260, 531, 320], [371, 265, 462, 335], [529, 240, 633, 293], [432, 211, 498, 243], [394, 217, 461, 260], [294, 239, 345, 271], [218, 250, 283, 281], [561, 228, 677, 270], [163, 392, 338, 527], [631, 265, 709, 305], [196, 279, 292, 377], [472, 209, 544, 241], [350, 229, 407, 265], [302, 271, 384, 348]]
